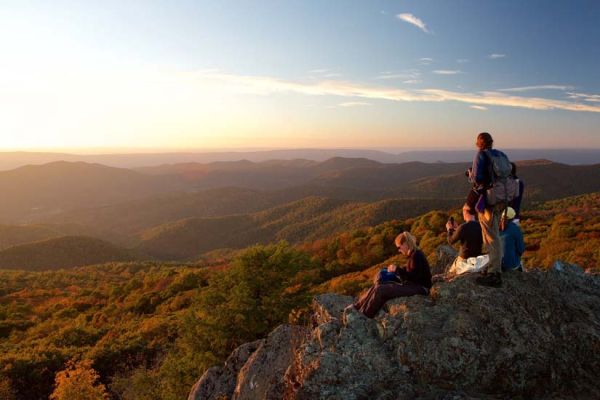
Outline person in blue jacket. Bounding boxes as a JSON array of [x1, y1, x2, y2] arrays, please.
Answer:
[[500, 207, 525, 271], [509, 162, 525, 224]]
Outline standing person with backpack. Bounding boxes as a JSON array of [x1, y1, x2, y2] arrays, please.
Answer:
[[470, 132, 519, 287]]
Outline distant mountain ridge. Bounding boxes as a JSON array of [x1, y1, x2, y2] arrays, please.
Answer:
[[0, 161, 184, 222], [0, 224, 63, 251], [5, 158, 598, 239], [0, 236, 139, 271], [1, 148, 599, 170]]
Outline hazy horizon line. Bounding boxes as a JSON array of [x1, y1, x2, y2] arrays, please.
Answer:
[[2, 146, 600, 155]]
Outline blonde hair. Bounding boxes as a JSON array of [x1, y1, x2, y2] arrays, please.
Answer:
[[395, 231, 418, 253]]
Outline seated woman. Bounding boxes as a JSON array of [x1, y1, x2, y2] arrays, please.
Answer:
[[353, 232, 432, 318]]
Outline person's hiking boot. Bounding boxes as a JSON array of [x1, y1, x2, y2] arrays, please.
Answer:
[[476, 272, 502, 287]]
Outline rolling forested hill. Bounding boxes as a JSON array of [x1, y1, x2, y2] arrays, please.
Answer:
[[0, 162, 183, 223], [137, 196, 461, 260], [41, 187, 289, 237], [0, 236, 140, 271], [0, 225, 63, 251]]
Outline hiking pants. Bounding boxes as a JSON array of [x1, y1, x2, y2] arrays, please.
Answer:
[[478, 204, 504, 274], [354, 282, 427, 318]]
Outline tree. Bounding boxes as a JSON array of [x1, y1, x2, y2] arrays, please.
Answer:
[[156, 242, 316, 399], [0, 375, 16, 400], [50, 359, 109, 400]]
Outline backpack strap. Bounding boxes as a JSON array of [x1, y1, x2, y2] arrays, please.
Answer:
[[482, 149, 495, 189]]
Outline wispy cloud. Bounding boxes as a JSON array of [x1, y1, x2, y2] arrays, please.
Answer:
[[308, 69, 342, 79], [433, 70, 462, 75], [396, 13, 430, 33], [456, 59, 469, 64], [308, 68, 329, 74], [419, 57, 434, 65], [376, 73, 410, 80], [338, 101, 371, 107], [375, 70, 421, 80], [403, 79, 422, 85], [187, 70, 600, 113], [470, 105, 488, 111], [488, 53, 506, 59], [500, 85, 573, 92], [567, 92, 600, 103]]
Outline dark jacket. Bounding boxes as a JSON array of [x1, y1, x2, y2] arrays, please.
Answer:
[[501, 222, 525, 270], [396, 249, 432, 289], [448, 221, 483, 259]]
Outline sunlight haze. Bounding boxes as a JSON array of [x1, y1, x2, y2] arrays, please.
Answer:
[[1, 0, 599, 151]]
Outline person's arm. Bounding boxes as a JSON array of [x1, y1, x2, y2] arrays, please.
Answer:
[[447, 223, 463, 245], [388, 264, 408, 282], [395, 265, 408, 278], [472, 152, 487, 187], [396, 252, 426, 283]]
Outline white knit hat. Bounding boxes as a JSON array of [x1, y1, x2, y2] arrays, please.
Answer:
[[502, 207, 516, 219]]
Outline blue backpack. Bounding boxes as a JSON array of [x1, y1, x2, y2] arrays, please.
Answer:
[[376, 268, 402, 284]]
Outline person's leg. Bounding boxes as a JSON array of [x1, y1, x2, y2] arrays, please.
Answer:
[[478, 206, 503, 274], [354, 285, 377, 311], [358, 283, 425, 318], [447, 256, 463, 276], [477, 205, 503, 287]]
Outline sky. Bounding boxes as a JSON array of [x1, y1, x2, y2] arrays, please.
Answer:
[[0, 0, 599, 152]]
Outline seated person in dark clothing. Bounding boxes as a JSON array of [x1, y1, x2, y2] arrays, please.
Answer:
[[445, 205, 484, 272], [352, 231, 432, 318]]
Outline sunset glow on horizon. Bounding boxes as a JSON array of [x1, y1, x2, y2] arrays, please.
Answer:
[[1, 1, 599, 151]]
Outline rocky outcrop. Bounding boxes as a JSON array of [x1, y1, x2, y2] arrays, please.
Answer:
[[188, 339, 264, 400], [432, 245, 457, 276], [189, 325, 308, 400], [190, 266, 600, 399], [234, 325, 308, 400]]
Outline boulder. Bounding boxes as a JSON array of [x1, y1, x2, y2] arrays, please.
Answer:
[[188, 339, 263, 400], [432, 245, 458, 276], [311, 293, 353, 326], [234, 325, 308, 400], [188, 325, 308, 400]]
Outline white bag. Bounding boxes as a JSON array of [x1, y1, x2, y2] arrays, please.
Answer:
[[448, 255, 490, 276]]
